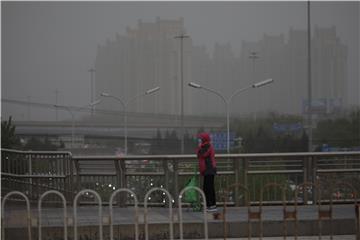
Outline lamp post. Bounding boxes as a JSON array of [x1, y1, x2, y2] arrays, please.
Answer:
[[54, 100, 102, 149], [101, 86, 160, 155], [174, 33, 190, 154], [88, 68, 96, 115], [54, 89, 59, 121], [189, 78, 273, 154], [249, 51, 259, 121], [307, 0, 313, 152]]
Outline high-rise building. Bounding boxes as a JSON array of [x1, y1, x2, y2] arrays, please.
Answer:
[[95, 17, 193, 115], [95, 18, 348, 117], [287, 27, 308, 114], [239, 26, 347, 115], [312, 25, 347, 113]]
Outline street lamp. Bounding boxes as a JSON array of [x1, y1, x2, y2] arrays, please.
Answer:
[[88, 68, 96, 115], [249, 51, 260, 121], [189, 78, 273, 153], [174, 33, 190, 154], [101, 86, 160, 155], [54, 99, 102, 149]]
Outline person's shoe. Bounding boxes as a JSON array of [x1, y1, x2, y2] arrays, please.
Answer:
[[206, 205, 218, 212]]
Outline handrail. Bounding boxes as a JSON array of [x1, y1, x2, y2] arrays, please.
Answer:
[[2, 149, 360, 208], [1, 148, 72, 156], [71, 151, 360, 160]]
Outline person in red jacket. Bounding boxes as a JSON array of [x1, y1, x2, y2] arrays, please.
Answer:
[[196, 132, 217, 212]]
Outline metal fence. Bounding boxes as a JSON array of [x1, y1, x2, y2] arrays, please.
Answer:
[[1, 149, 73, 203], [72, 152, 360, 206], [2, 149, 360, 206], [2, 149, 360, 239], [2, 186, 359, 240]]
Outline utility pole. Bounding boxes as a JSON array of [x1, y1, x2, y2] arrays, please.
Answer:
[[249, 51, 259, 121], [55, 89, 59, 121], [174, 33, 189, 154], [307, 1, 313, 152], [27, 96, 31, 121], [88, 68, 96, 115]]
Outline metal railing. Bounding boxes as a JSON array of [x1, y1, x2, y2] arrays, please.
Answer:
[[1, 188, 199, 240], [2, 149, 360, 240], [2, 149, 360, 206], [1, 148, 73, 202], [2, 186, 359, 240], [72, 152, 360, 206]]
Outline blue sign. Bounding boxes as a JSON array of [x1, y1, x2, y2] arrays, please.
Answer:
[[210, 132, 235, 150], [303, 99, 327, 114], [273, 123, 303, 133]]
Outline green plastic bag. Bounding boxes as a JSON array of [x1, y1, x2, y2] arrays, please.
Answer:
[[184, 175, 198, 203], [183, 167, 202, 212]]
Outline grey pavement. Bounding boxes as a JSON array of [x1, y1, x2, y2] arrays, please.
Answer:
[[187, 237, 356, 240], [2, 204, 357, 228]]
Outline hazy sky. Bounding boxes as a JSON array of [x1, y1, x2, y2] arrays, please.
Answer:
[[1, 1, 359, 120]]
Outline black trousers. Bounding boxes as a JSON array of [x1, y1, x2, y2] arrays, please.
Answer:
[[203, 175, 216, 207]]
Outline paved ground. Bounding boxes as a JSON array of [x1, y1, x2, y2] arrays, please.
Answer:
[[3, 204, 359, 239], [3, 204, 357, 227], [188, 237, 356, 240]]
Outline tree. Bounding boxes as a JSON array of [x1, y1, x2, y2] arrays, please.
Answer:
[[150, 129, 163, 154], [314, 109, 360, 148], [1, 116, 21, 149], [23, 137, 58, 151]]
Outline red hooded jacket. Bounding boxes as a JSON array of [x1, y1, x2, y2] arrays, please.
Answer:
[[196, 133, 217, 176]]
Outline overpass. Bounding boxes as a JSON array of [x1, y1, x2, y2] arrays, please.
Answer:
[[14, 119, 224, 139]]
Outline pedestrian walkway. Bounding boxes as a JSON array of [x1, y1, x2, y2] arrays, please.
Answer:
[[3, 204, 357, 227], [187, 237, 356, 240], [3, 204, 358, 239]]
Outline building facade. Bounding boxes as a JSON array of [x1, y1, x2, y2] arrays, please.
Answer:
[[95, 17, 193, 115], [95, 18, 348, 117]]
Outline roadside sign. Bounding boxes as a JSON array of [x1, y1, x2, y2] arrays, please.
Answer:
[[210, 132, 235, 150]]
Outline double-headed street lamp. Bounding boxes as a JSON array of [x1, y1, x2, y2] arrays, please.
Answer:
[[189, 78, 274, 154], [54, 99, 102, 149], [101, 86, 160, 155]]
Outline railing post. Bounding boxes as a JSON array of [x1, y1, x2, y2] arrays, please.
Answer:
[[303, 156, 309, 204], [234, 157, 240, 207], [28, 153, 33, 199], [115, 159, 127, 207], [69, 154, 74, 204], [356, 202, 360, 240], [174, 158, 179, 207], [243, 157, 249, 205], [74, 159, 81, 192], [312, 156, 318, 205], [164, 158, 170, 193], [303, 155, 308, 185], [162, 158, 170, 205], [114, 159, 123, 207], [119, 159, 126, 189]]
